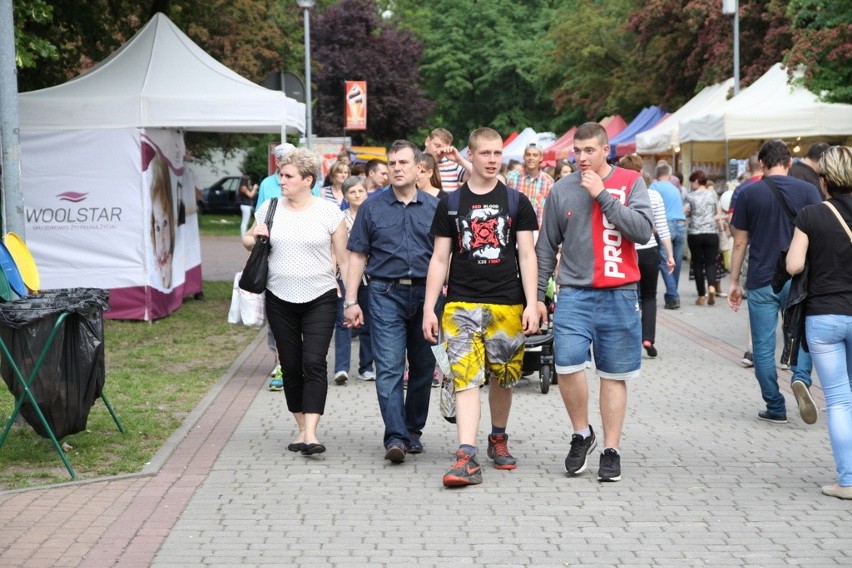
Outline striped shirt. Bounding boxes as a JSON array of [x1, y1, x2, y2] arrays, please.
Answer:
[[438, 158, 466, 192], [635, 189, 671, 250]]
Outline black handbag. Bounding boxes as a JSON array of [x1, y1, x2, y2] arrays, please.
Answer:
[[238, 198, 278, 294]]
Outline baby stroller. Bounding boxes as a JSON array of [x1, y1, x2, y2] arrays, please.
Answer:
[[522, 278, 556, 394]]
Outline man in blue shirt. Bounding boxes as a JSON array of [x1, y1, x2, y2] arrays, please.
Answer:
[[651, 163, 687, 309], [256, 143, 295, 208], [344, 140, 440, 464], [728, 140, 822, 425]]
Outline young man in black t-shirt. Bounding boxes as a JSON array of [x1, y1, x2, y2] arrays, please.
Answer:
[[423, 127, 544, 487]]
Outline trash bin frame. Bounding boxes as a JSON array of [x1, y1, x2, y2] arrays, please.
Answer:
[[0, 311, 125, 480]]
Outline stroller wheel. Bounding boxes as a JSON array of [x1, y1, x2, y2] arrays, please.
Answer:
[[540, 365, 552, 394]]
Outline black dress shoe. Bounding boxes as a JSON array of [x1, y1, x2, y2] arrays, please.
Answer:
[[301, 443, 326, 455], [287, 442, 307, 452]]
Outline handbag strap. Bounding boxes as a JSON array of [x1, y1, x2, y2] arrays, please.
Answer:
[[824, 201, 852, 243], [264, 198, 278, 230], [763, 177, 796, 222]]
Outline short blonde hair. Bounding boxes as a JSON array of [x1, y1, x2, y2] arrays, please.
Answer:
[[279, 148, 321, 184], [820, 145, 852, 196], [468, 127, 502, 151]]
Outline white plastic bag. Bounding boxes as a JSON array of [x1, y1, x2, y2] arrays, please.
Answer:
[[228, 272, 265, 327], [432, 342, 456, 424]]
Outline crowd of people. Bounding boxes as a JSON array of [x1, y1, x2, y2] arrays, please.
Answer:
[[236, 128, 852, 499]]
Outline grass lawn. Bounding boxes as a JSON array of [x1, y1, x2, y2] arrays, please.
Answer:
[[198, 212, 242, 237], [0, 281, 259, 490]]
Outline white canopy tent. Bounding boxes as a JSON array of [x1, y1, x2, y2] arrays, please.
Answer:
[[19, 12, 305, 134], [635, 78, 734, 157], [679, 63, 852, 162], [19, 13, 305, 320], [501, 127, 540, 164]]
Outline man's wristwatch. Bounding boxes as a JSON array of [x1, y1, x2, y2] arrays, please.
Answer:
[[343, 300, 358, 309]]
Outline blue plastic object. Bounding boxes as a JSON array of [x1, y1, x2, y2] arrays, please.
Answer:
[[0, 241, 26, 298]]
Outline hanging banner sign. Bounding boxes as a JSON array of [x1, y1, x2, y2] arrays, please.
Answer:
[[344, 81, 367, 130]]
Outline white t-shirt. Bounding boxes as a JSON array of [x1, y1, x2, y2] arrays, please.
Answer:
[[255, 198, 344, 303]]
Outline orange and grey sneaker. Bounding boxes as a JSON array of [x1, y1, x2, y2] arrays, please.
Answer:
[[442, 449, 483, 487], [486, 433, 517, 470]]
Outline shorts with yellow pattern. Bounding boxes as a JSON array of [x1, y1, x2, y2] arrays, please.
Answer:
[[442, 301, 526, 392]]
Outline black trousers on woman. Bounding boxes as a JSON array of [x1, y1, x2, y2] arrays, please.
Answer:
[[687, 233, 719, 297], [637, 247, 661, 344], [266, 288, 337, 415]]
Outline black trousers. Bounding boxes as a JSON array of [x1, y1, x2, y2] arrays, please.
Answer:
[[266, 288, 337, 415], [687, 233, 719, 297], [637, 247, 660, 344]]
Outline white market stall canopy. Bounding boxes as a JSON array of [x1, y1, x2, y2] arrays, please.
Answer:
[[635, 78, 734, 156], [19, 12, 305, 134], [679, 63, 852, 160], [501, 127, 540, 164]]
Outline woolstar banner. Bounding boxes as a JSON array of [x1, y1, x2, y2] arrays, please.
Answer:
[[21, 128, 202, 320], [344, 81, 367, 130]]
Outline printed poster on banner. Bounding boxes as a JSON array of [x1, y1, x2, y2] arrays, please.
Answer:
[[344, 81, 367, 130]]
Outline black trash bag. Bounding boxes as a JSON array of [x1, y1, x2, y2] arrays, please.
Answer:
[[0, 288, 110, 440]]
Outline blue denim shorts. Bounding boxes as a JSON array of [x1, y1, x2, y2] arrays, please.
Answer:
[[552, 287, 641, 380]]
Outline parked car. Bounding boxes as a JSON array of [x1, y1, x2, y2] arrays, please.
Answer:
[[197, 176, 242, 214]]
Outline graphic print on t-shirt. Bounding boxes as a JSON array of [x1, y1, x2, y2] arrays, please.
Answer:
[[458, 203, 510, 264]]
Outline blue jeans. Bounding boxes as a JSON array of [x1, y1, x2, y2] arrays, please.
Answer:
[[660, 219, 686, 301], [553, 287, 641, 379], [368, 280, 436, 449], [806, 314, 852, 486], [747, 282, 816, 415], [334, 280, 374, 375]]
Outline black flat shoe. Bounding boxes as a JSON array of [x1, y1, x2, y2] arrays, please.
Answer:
[[301, 443, 326, 455], [288, 442, 307, 452]]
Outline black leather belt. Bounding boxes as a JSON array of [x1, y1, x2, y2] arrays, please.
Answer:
[[371, 277, 427, 286]]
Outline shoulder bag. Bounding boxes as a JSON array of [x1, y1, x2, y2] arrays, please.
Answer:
[[238, 198, 278, 294]]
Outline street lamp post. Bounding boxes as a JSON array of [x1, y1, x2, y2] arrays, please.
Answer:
[[296, 0, 315, 148], [722, 0, 740, 95]]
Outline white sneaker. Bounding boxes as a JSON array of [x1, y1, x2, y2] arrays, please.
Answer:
[[334, 371, 348, 385], [359, 370, 376, 381]]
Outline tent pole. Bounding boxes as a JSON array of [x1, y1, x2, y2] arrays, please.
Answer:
[[0, 0, 26, 237]]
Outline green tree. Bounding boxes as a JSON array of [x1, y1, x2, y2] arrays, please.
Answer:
[[12, 0, 57, 69], [391, 0, 569, 141], [541, 0, 645, 120], [786, 0, 852, 103], [311, 0, 431, 144], [625, 0, 792, 111]]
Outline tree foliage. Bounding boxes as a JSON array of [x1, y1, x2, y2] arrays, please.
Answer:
[[12, 0, 852, 146], [15, 0, 303, 92], [540, 0, 646, 120], [785, 0, 852, 103], [311, 0, 431, 144], [625, 0, 791, 110], [12, 0, 57, 69], [390, 0, 572, 142]]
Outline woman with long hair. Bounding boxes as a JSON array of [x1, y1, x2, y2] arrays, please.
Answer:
[[417, 153, 446, 199], [238, 175, 258, 236]]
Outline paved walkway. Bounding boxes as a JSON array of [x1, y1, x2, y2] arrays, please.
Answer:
[[1, 237, 848, 567]]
